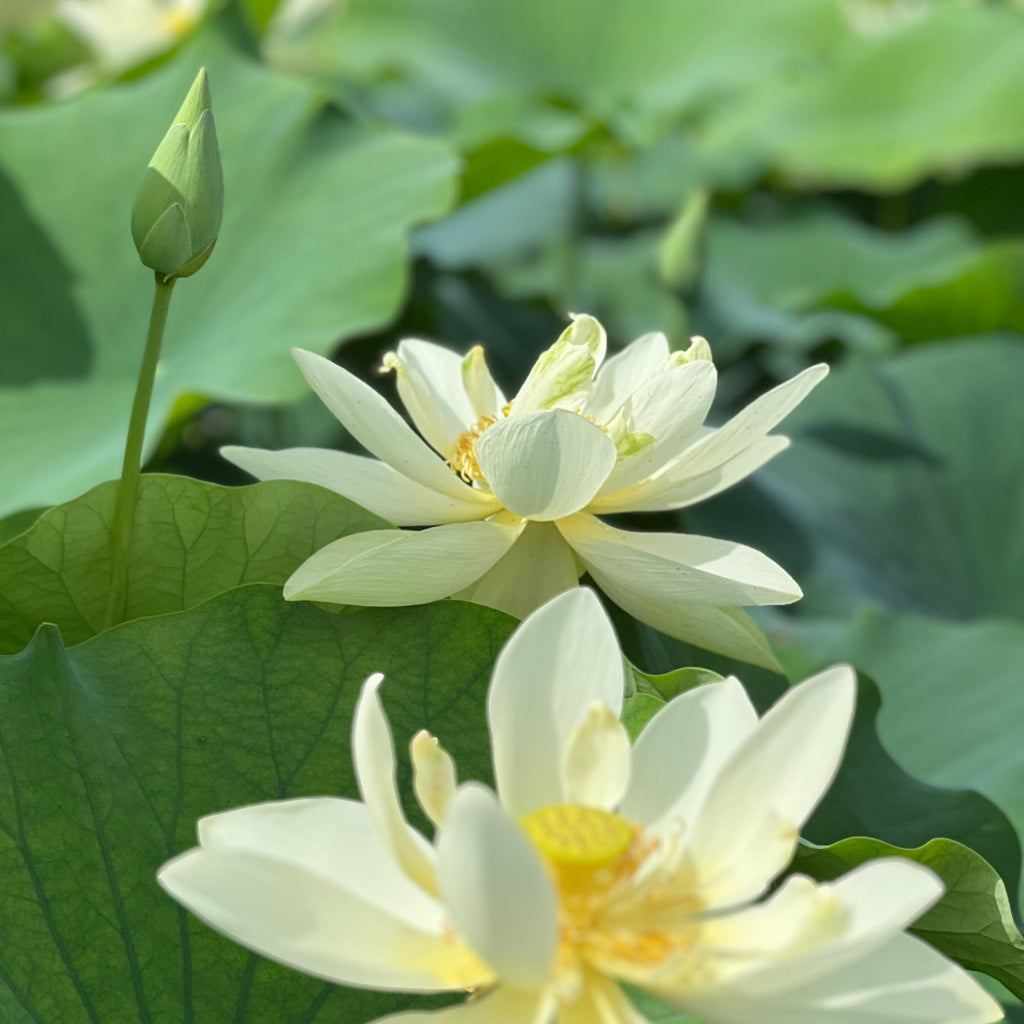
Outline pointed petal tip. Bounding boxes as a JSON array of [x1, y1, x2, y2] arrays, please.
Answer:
[[361, 671, 386, 695]]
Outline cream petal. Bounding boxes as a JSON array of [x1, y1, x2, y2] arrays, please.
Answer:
[[437, 785, 559, 990], [662, 364, 828, 485], [354, 675, 438, 895], [195, 797, 442, 931], [283, 521, 522, 605], [158, 848, 455, 991], [385, 339, 478, 458], [584, 331, 670, 424], [579, 572, 781, 669], [597, 359, 717, 495], [488, 588, 624, 816], [371, 987, 554, 1024], [475, 410, 617, 521], [291, 347, 476, 501], [591, 436, 790, 514], [561, 702, 632, 811], [512, 314, 606, 414], [462, 345, 507, 420], [691, 860, 942, 993], [711, 860, 946, 997], [560, 972, 652, 1024], [683, 666, 857, 908], [619, 678, 758, 828], [558, 514, 802, 607], [677, 933, 1002, 1024], [455, 520, 582, 619], [411, 731, 458, 830], [221, 445, 498, 526]]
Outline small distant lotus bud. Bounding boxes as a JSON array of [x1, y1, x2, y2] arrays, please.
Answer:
[[131, 67, 223, 279], [658, 189, 708, 291]]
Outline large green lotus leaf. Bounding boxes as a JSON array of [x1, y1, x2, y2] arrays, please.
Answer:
[[729, 338, 1024, 620], [328, 0, 841, 138], [0, 585, 514, 1022], [700, 208, 980, 354], [794, 837, 1024, 1002], [774, 608, 1024, 902], [706, 209, 978, 314], [0, 33, 456, 517], [713, 2, 1024, 189], [0, 474, 385, 654], [858, 241, 1024, 345]]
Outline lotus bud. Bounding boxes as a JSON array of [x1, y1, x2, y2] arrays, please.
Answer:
[[131, 67, 223, 280]]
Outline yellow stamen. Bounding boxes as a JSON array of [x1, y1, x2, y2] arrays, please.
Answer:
[[447, 415, 496, 483]]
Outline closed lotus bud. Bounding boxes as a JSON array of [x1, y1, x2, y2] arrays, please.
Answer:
[[131, 67, 223, 279]]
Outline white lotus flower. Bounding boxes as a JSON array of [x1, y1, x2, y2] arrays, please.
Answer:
[[158, 589, 1002, 1024], [58, 0, 206, 75], [225, 316, 825, 667]]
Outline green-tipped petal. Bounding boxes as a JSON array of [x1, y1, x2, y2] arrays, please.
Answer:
[[512, 314, 607, 413]]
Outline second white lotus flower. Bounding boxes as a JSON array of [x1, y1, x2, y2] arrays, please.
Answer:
[[225, 316, 825, 666], [158, 589, 1002, 1024]]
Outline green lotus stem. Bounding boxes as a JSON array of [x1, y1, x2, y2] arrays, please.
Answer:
[[105, 274, 176, 628]]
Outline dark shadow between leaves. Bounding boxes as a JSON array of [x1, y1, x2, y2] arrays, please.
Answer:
[[0, 167, 94, 387]]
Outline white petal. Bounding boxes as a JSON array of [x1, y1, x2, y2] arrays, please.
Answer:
[[696, 861, 942, 992], [512, 314, 606, 414], [561, 972, 652, 1024], [488, 588, 624, 816], [455, 520, 581, 619], [559, 513, 802, 607], [680, 932, 1002, 1024], [620, 678, 758, 827], [384, 339, 478, 458], [283, 521, 521, 605], [597, 359, 718, 495], [664, 363, 828, 484], [765, 932, 1003, 1023], [475, 409, 618, 521], [221, 445, 499, 526], [575, 562, 781, 668], [411, 731, 459, 830], [592, 435, 790, 514], [354, 675, 438, 895], [158, 848, 455, 991], [370, 987, 553, 1024], [462, 345, 507, 420], [561, 702, 632, 810], [194, 797, 442, 931], [437, 785, 558, 989], [683, 666, 857, 907], [584, 331, 670, 424], [291, 347, 477, 501]]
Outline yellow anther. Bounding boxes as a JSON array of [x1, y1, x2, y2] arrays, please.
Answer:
[[447, 415, 496, 483], [521, 805, 633, 870]]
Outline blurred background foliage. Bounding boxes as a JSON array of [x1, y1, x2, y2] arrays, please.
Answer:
[[1, 0, 1024, 1010]]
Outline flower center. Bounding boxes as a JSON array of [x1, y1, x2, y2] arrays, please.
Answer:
[[521, 805, 633, 871], [160, 6, 199, 38], [521, 805, 703, 987], [447, 415, 497, 483]]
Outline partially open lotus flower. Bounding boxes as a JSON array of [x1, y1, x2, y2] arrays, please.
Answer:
[[58, 0, 207, 77], [158, 589, 1002, 1024], [224, 315, 826, 667]]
